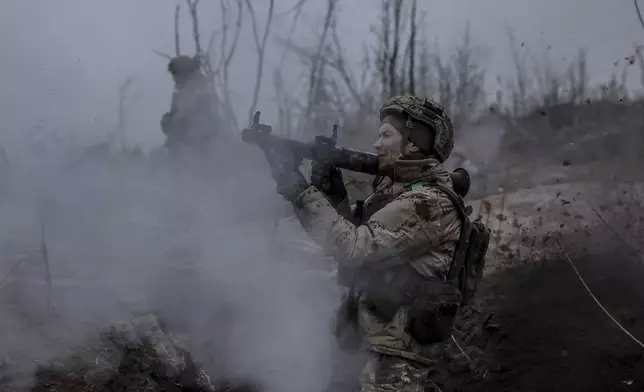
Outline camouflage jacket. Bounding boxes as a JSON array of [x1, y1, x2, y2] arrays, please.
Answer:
[[293, 157, 462, 365]]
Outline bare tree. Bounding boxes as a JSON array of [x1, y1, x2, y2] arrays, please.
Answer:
[[39, 207, 52, 313], [407, 0, 417, 95], [451, 23, 486, 125], [183, 0, 228, 136], [273, 69, 294, 137], [244, 0, 276, 126], [117, 77, 135, 151], [371, 0, 406, 100], [275, 0, 373, 121], [276, 0, 488, 145], [275, 2, 369, 137], [531, 44, 562, 108], [175, 4, 181, 56], [433, 53, 454, 112], [329, 29, 366, 108], [635, 0, 644, 34], [305, 0, 338, 121], [186, 0, 203, 53], [635, 44, 644, 88], [565, 48, 589, 105], [272, 0, 310, 137], [214, 0, 244, 132], [277, 0, 310, 64], [377, 1, 390, 100], [152, 4, 182, 59], [416, 39, 435, 102]]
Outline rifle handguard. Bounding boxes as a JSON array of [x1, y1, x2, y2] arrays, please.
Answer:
[[242, 126, 380, 175]]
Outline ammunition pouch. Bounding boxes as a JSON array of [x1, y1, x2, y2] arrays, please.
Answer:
[[334, 266, 462, 351], [406, 280, 461, 345], [359, 267, 461, 346], [360, 267, 418, 323]]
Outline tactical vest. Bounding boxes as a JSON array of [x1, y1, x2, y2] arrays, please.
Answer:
[[335, 177, 490, 348]]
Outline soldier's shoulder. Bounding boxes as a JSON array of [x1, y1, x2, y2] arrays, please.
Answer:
[[397, 186, 459, 219], [398, 185, 452, 203]]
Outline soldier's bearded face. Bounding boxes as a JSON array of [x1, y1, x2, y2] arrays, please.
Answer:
[[374, 121, 404, 170]]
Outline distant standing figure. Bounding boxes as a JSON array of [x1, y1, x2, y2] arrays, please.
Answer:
[[161, 55, 217, 154]]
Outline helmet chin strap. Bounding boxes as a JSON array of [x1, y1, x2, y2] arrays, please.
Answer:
[[400, 130, 427, 160], [399, 137, 428, 160], [401, 151, 427, 160], [405, 115, 414, 130], [398, 114, 415, 156]]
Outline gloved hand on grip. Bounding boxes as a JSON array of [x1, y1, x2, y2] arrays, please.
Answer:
[[267, 150, 309, 203], [273, 169, 309, 203], [311, 160, 348, 207]]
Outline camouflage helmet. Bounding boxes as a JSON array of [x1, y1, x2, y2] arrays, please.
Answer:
[[167, 55, 201, 75], [379, 96, 455, 162]]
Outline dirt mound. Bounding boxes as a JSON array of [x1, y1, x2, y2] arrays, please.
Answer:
[[448, 232, 644, 392], [0, 314, 259, 392], [29, 313, 217, 392]]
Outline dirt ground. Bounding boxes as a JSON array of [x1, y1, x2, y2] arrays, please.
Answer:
[[461, 233, 644, 392]]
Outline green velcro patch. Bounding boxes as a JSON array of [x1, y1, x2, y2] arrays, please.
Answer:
[[410, 182, 424, 190]]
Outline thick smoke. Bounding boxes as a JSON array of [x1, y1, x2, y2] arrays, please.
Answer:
[[0, 139, 341, 392]]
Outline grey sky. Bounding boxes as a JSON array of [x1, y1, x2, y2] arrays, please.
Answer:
[[0, 0, 641, 150]]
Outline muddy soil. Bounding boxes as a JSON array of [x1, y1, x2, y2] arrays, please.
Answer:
[[463, 237, 644, 392]]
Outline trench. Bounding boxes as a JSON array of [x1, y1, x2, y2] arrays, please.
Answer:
[[465, 237, 644, 392]]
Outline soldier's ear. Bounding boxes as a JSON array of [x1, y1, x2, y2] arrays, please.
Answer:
[[405, 141, 420, 155]]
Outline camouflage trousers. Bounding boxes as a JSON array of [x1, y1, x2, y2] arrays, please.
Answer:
[[358, 354, 433, 392]]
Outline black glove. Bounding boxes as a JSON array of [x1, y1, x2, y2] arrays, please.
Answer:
[[311, 160, 347, 207], [268, 151, 309, 202], [273, 169, 308, 202]]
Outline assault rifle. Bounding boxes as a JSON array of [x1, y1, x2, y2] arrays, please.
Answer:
[[241, 111, 470, 198]]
